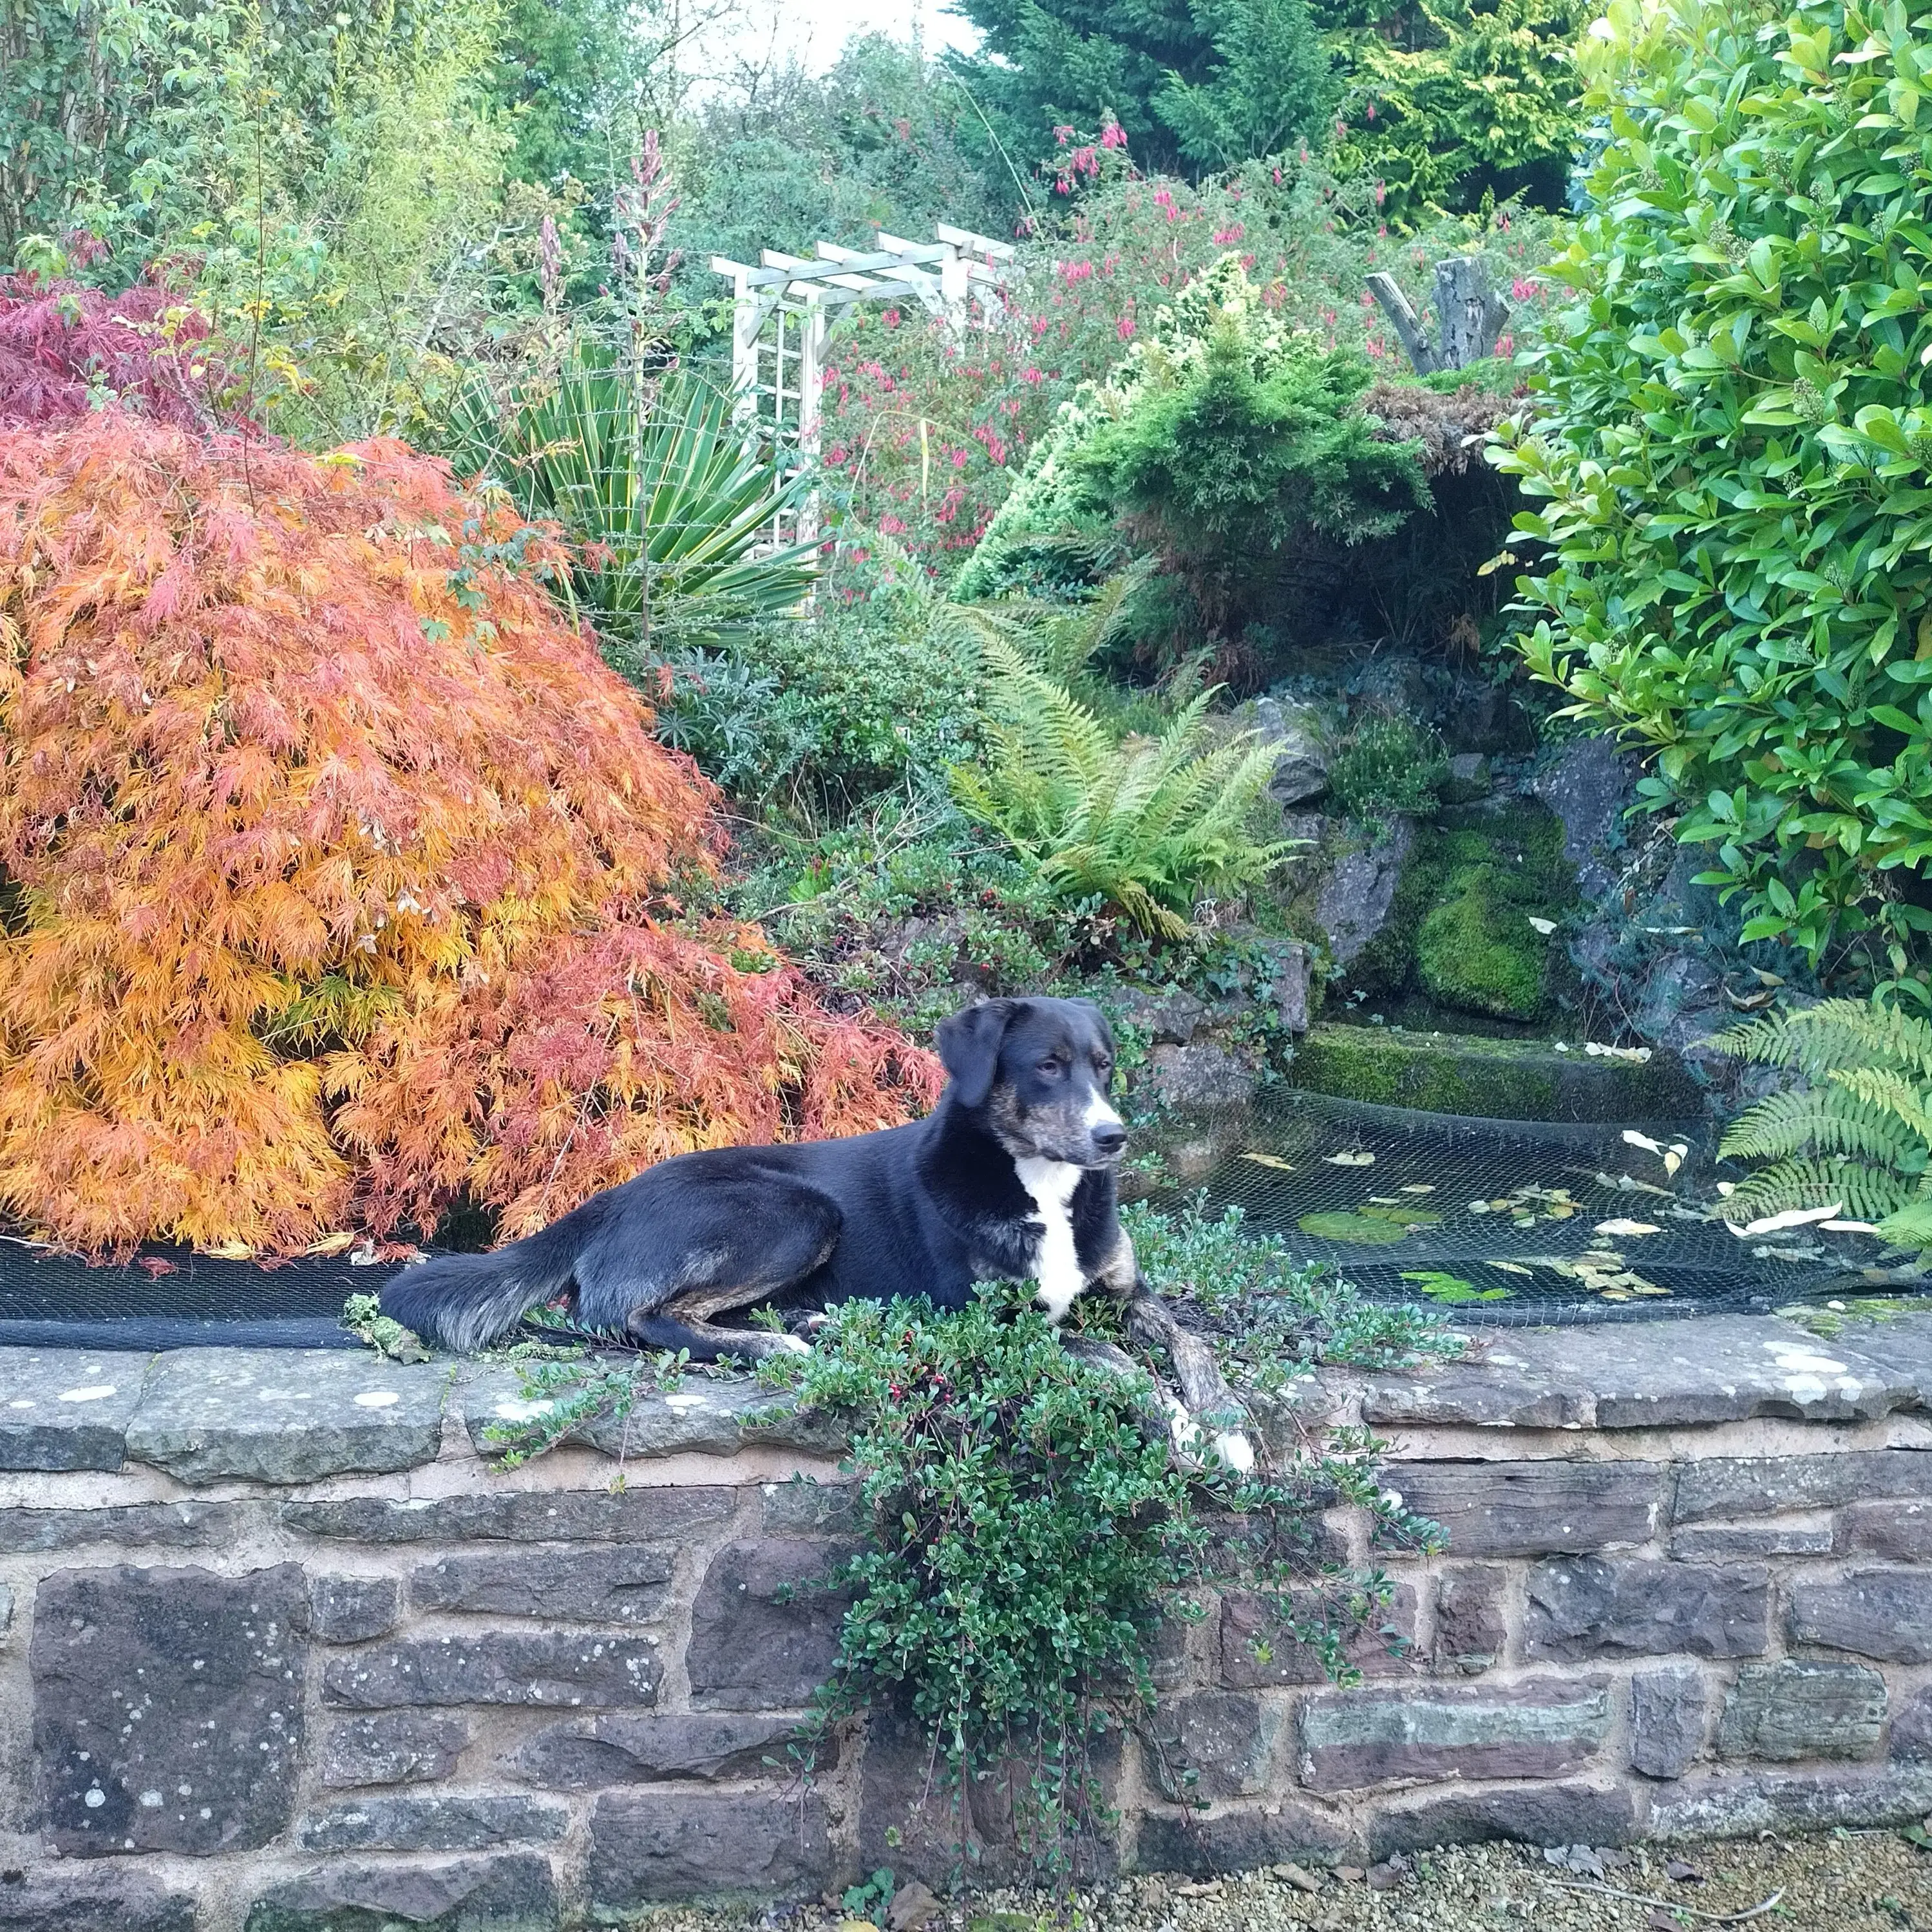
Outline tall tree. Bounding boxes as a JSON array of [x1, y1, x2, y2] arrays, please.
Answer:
[[943, 0, 1335, 180]]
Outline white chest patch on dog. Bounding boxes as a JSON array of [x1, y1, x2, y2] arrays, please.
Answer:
[[1014, 1155, 1084, 1325]]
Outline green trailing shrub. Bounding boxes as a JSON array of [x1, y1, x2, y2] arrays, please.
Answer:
[[1495, 0, 1932, 968], [481, 1202, 1448, 1875], [951, 638, 1296, 938], [1710, 997, 1932, 1251]]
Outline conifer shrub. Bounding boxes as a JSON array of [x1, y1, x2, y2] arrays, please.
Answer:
[[0, 415, 935, 1255]]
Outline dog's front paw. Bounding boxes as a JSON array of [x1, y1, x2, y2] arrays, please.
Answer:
[[772, 1333, 812, 1356], [1162, 1394, 1204, 1459], [1213, 1430, 1256, 1476]]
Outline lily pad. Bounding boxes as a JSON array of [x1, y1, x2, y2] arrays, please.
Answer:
[[1401, 1271, 1513, 1304], [1298, 1211, 1411, 1245]]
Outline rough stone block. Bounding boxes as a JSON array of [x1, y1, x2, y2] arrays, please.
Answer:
[[1894, 1686, 1932, 1761], [1298, 1679, 1611, 1792], [308, 1574, 399, 1643], [1673, 1448, 1932, 1523], [686, 1540, 855, 1709], [0, 1501, 249, 1552], [1839, 1500, 1932, 1559], [1368, 1781, 1640, 1858], [1432, 1564, 1509, 1674], [511, 1712, 808, 1787], [1524, 1558, 1770, 1660], [1359, 1365, 1586, 1430], [758, 1477, 864, 1536], [1651, 1764, 1932, 1840], [0, 1350, 148, 1470], [1787, 1567, 1932, 1662], [465, 1367, 842, 1461], [245, 1856, 558, 1932], [1148, 1690, 1281, 1801], [410, 1546, 674, 1624], [1219, 1586, 1418, 1688], [1493, 1316, 1916, 1426], [586, 1791, 833, 1906], [320, 1712, 469, 1789], [283, 1486, 736, 1544], [300, 1793, 569, 1852], [1629, 1664, 1706, 1780], [1670, 1520, 1835, 1560], [0, 1872, 198, 1932], [1716, 1660, 1887, 1762], [1387, 1461, 1661, 1557], [1133, 1803, 1358, 1877], [126, 1349, 448, 1484], [33, 1562, 307, 1856], [322, 1633, 661, 1709]]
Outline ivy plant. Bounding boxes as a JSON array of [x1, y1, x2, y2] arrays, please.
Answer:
[[1495, 0, 1932, 968]]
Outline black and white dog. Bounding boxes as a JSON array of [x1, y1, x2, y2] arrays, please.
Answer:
[[381, 995, 1252, 1470]]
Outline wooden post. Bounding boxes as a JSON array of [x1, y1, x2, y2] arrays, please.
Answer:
[[797, 295, 827, 545], [1367, 258, 1510, 375]]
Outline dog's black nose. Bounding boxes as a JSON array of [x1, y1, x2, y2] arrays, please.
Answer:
[[1090, 1122, 1126, 1156]]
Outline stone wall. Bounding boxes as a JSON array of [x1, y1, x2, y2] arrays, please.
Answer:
[[1, 1311, 1930, 1929]]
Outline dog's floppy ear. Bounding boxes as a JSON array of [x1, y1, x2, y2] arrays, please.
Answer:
[[936, 998, 1019, 1110]]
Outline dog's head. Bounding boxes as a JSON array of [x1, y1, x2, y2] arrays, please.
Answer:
[[935, 996, 1125, 1168]]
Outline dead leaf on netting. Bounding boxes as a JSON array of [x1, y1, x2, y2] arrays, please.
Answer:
[[1400, 1184, 1435, 1195], [1242, 1151, 1296, 1172], [200, 1240, 256, 1261], [1526, 915, 1558, 935], [1490, 1261, 1534, 1276], [306, 1231, 358, 1256], [1743, 1202, 1843, 1236], [1593, 1169, 1679, 1200], [1325, 1150, 1376, 1167], [1595, 1218, 1662, 1237]]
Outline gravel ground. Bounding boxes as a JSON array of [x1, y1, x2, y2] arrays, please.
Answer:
[[626, 1830, 1932, 1932]]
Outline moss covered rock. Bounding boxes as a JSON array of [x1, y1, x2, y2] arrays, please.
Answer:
[[1341, 801, 1576, 1024], [1289, 1022, 1703, 1122]]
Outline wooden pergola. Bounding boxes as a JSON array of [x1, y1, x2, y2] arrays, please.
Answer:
[[710, 225, 1016, 542]]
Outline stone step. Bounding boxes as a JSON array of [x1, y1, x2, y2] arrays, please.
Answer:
[[1288, 1021, 1703, 1124]]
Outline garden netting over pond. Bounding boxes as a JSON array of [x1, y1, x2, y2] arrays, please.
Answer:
[[0, 1090, 1917, 1350], [1135, 1089, 1913, 1326]]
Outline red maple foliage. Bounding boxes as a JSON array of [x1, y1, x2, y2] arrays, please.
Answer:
[[0, 413, 939, 1255], [0, 272, 236, 431]]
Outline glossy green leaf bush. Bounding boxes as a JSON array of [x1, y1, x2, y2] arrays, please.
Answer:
[[1495, 0, 1932, 966]]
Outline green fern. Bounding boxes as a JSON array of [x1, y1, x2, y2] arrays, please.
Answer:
[[951, 638, 1296, 938], [1711, 998, 1932, 1248]]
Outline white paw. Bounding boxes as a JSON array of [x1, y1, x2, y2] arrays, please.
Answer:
[[1214, 1430, 1256, 1475], [773, 1333, 811, 1356], [1163, 1396, 1204, 1455]]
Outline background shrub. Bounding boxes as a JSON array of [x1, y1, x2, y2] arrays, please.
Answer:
[[1496, 0, 1932, 969], [0, 415, 934, 1254]]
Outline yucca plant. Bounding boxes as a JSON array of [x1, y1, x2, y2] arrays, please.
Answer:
[[449, 346, 817, 658], [951, 638, 1296, 938], [1710, 998, 1932, 1253]]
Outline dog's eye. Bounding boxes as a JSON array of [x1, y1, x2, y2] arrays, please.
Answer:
[[1037, 1057, 1064, 1077], [1095, 1057, 1113, 1077]]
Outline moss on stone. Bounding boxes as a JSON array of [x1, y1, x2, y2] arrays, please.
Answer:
[[1289, 1022, 1701, 1122], [1345, 801, 1577, 1024]]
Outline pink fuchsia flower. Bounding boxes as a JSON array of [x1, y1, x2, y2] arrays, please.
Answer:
[[1511, 278, 1540, 301], [879, 514, 908, 535], [1101, 119, 1128, 148], [1117, 310, 1137, 340], [1212, 223, 1244, 243]]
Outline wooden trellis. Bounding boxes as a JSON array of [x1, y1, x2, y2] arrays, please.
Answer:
[[710, 224, 1016, 544]]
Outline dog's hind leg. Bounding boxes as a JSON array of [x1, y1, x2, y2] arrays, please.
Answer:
[[574, 1180, 843, 1365], [1092, 1233, 1255, 1475]]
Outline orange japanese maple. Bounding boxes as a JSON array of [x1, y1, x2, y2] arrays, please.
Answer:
[[0, 415, 938, 1255]]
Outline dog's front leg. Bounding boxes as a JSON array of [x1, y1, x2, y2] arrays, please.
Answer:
[[1092, 1234, 1255, 1475]]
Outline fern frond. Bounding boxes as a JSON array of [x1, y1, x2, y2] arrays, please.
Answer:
[[1720, 1156, 1917, 1221], [1719, 1085, 1926, 1169]]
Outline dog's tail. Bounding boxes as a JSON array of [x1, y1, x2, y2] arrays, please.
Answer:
[[380, 1218, 583, 1355]]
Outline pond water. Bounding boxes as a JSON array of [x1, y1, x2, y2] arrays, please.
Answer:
[[1140, 1090, 1903, 1325]]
